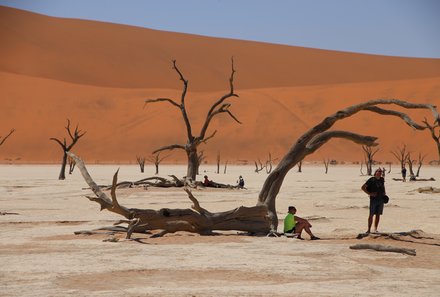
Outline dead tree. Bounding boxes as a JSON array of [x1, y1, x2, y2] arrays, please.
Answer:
[[416, 152, 426, 177], [68, 155, 76, 174], [144, 59, 240, 180], [223, 160, 228, 174], [136, 156, 146, 173], [0, 129, 15, 147], [50, 120, 86, 180], [71, 99, 438, 235], [406, 152, 416, 176], [265, 153, 277, 174], [423, 117, 440, 161], [148, 153, 169, 175], [297, 160, 302, 173], [196, 151, 205, 175], [216, 152, 221, 174], [323, 158, 330, 174], [254, 159, 265, 173], [391, 144, 410, 171], [362, 145, 379, 175]]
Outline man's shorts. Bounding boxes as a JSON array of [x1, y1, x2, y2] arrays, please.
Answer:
[[369, 198, 384, 215]]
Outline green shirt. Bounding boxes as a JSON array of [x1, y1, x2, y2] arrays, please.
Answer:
[[284, 213, 297, 232]]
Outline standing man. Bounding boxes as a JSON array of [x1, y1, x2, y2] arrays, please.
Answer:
[[361, 168, 386, 233]]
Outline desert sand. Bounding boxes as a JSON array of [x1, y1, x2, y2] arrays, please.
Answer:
[[1, 6, 440, 164], [1, 163, 439, 296]]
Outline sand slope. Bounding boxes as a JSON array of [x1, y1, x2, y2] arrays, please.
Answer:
[[0, 6, 439, 163]]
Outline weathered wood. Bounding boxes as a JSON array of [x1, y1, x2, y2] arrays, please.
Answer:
[[68, 152, 270, 237], [417, 186, 440, 193], [350, 243, 416, 256]]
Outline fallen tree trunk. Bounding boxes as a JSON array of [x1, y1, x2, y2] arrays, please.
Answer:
[[349, 244, 416, 256], [69, 152, 270, 238]]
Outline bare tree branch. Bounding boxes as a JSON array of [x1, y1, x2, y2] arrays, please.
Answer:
[[0, 129, 15, 146], [144, 98, 180, 109], [153, 144, 186, 154], [364, 106, 427, 130], [68, 152, 132, 218], [306, 131, 378, 153]]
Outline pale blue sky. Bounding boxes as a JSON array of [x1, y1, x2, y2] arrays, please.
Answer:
[[1, 0, 439, 58]]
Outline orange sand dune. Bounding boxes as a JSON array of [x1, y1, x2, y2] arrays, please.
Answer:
[[0, 6, 439, 164]]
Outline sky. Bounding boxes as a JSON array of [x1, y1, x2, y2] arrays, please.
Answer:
[[1, 0, 439, 58]]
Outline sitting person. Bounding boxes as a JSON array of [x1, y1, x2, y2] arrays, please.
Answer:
[[237, 175, 245, 189], [203, 175, 213, 187], [283, 206, 320, 240]]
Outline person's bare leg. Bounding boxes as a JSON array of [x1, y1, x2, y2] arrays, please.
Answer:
[[367, 215, 373, 233], [374, 214, 381, 232]]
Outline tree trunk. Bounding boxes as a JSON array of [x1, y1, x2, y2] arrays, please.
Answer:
[[186, 147, 199, 180], [58, 152, 67, 180], [258, 152, 301, 230]]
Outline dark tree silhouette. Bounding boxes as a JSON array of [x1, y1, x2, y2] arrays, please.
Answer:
[[323, 158, 330, 174], [148, 153, 169, 175], [0, 129, 15, 147], [297, 160, 303, 172], [362, 145, 379, 175], [68, 155, 76, 175], [136, 156, 146, 173], [50, 120, 86, 180], [71, 99, 438, 236], [144, 59, 240, 180], [415, 152, 427, 177], [391, 144, 410, 171]]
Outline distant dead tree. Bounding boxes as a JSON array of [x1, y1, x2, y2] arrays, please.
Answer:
[[196, 151, 205, 175], [406, 152, 416, 176], [254, 159, 265, 173], [50, 119, 86, 180], [362, 145, 379, 175], [265, 153, 277, 174], [68, 155, 76, 174], [0, 129, 15, 147], [297, 160, 303, 172], [323, 158, 330, 174], [136, 156, 146, 173], [71, 99, 439, 236], [148, 153, 169, 175], [416, 152, 427, 177], [224, 160, 228, 174], [423, 117, 440, 161], [391, 144, 410, 171], [144, 59, 240, 181], [216, 152, 221, 174]]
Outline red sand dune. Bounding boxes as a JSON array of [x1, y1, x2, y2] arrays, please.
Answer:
[[0, 6, 439, 164]]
